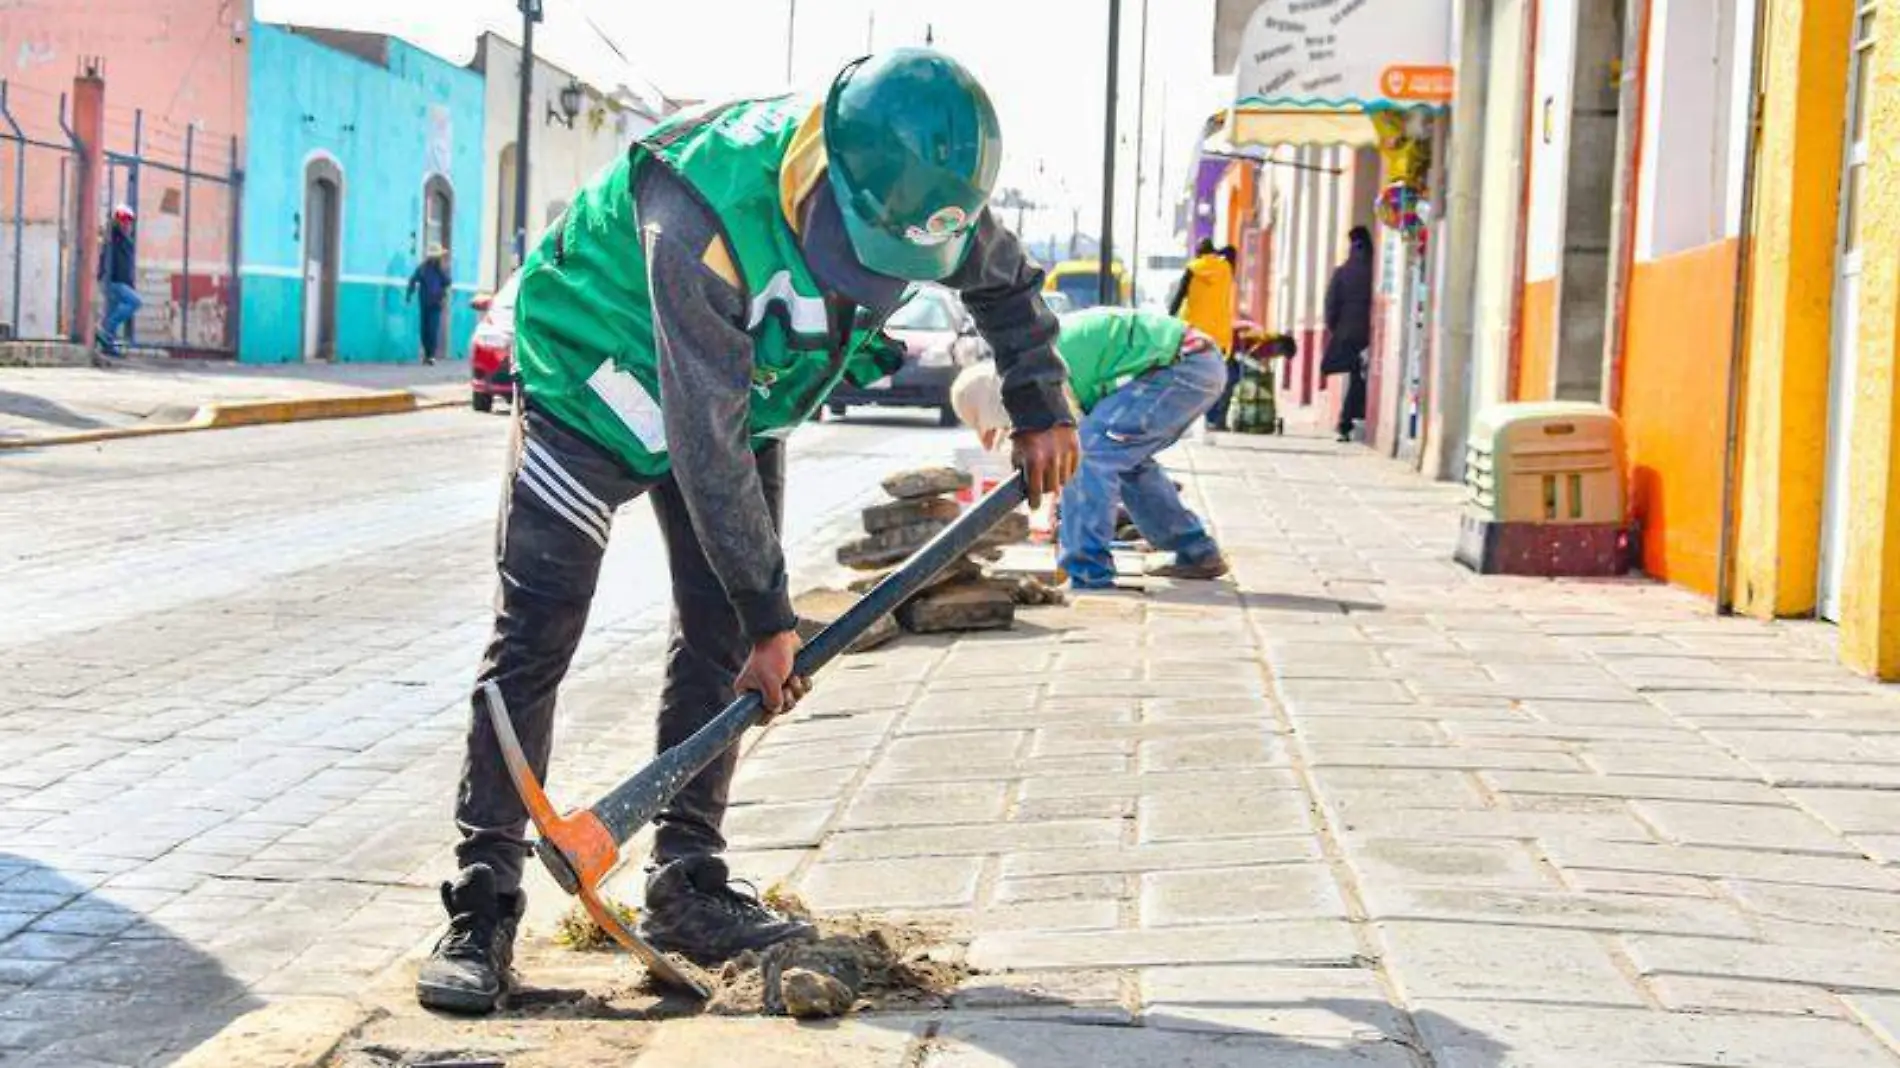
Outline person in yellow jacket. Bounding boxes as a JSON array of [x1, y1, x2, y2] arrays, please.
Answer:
[[1168, 240, 1239, 427]]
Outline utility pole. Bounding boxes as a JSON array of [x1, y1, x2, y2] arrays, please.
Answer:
[[1129, 0, 1150, 302], [1156, 82, 1169, 226], [786, 0, 797, 85], [514, 0, 543, 271], [1098, 0, 1121, 306]]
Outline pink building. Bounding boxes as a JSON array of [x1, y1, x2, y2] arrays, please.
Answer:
[[1, 0, 249, 348]]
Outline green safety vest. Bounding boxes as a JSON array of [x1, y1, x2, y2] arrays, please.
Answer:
[[511, 97, 894, 478], [1057, 308, 1188, 413]]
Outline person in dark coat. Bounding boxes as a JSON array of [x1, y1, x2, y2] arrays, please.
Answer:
[[1322, 226, 1374, 442], [95, 204, 140, 358], [407, 245, 453, 365]]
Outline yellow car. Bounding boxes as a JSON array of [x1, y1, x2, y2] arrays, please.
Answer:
[[1043, 259, 1132, 310]]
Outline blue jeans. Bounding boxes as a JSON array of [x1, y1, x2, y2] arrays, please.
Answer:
[[1060, 347, 1226, 588], [99, 282, 141, 350]]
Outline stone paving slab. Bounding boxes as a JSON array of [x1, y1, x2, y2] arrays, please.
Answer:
[[926, 1016, 1423, 1068]]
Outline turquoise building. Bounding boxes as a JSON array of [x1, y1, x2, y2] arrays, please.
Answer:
[[239, 26, 485, 363]]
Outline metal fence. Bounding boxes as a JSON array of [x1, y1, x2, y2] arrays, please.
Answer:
[[0, 80, 242, 355]]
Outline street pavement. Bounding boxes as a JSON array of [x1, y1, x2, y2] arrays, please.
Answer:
[[0, 360, 470, 444], [10, 410, 1900, 1066], [0, 406, 957, 1065]]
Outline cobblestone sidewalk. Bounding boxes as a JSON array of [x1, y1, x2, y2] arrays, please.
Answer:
[[19, 421, 1900, 1065], [309, 430, 1900, 1067], [0, 359, 469, 443]]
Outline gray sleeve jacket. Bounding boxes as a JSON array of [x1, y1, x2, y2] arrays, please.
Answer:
[[634, 163, 1073, 644]]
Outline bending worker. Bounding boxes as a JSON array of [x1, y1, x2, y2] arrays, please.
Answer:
[[951, 306, 1228, 591], [417, 49, 1080, 1016]]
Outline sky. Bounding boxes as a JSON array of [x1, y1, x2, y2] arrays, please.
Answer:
[[254, 0, 1232, 258]]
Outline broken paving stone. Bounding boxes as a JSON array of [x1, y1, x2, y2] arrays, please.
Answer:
[[994, 575, 1067, 607], [989, 544, 1061, 584], [974, 511, 1031, 550], [837, 519, 952, 569], [897, 580, 1016, 633], [848, 555, 984, 596], [763, 940, 864, 1018], [863, 495, 962, 533], [882, 466, 971, 500], [778, 966, 856, 1018], [686, 891, 972, 1018], [793, 588, 899, 653]]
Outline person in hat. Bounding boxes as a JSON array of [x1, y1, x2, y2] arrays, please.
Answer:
[[95, 204, 140, 358], [407, 244, 453, 365], [417, 49, 1080, 1015]]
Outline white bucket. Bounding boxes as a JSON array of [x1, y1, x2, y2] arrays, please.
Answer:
[[953, 447, 1010, 507], [955, 445, 1056, 543]]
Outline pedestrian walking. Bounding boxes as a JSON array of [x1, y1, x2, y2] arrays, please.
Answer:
[[952, 306, 1230, 591], [416, 49, 1080, 1017], [1323, 226, 1375, 442], [95, 204, 140, 359], [407, 245, 452, 365], [1167, 239, 1238, 427]]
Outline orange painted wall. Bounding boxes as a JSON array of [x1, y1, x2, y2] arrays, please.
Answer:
[[1619, 239, 1738, 596], [1516, 278, 1557, 401]]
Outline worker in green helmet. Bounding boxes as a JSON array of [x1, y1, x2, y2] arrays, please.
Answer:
[[417, 49, 1081, 1015]]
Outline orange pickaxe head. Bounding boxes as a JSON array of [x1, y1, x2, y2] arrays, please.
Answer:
[[479, 682, 707, 996]]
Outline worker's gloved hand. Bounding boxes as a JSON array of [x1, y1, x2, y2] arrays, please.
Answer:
[[736, 630, 810, 718], [1012, 425, 1082, 509]]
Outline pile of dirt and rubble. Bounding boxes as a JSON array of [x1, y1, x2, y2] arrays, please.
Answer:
[[700, 913, 969, 1018], [548, 890, 971, 1020], [796, 465, 1063, 650]]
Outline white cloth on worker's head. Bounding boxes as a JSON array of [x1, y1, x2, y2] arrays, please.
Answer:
[[951, 362, 1010, 435]]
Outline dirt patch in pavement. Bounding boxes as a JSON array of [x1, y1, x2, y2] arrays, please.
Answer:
[[324, 894, 972, 1065], [695, 913, 970, 1017], [549, 889, 972, 1018]]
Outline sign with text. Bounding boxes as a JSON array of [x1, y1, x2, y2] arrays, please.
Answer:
[[1235, 0, 1454, 111]]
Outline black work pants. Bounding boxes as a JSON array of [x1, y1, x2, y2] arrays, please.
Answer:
[[452, 406, 783, 894], [1336, 367, 1368, 436]]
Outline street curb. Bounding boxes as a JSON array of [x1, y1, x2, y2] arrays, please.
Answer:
[[0, 390, 465, 451], [170, 997, 382, 1068]]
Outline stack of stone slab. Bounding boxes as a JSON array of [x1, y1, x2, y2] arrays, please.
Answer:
[[804, 465, 1039, 637]]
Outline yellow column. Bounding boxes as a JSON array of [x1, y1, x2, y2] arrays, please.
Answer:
[[1841, 14, 1900, 676], [1732, 0, 1853, 620]]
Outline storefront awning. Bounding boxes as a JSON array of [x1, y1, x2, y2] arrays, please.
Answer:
[[1224, 108, 1380, 148], [1226, 0, 1454, 148]]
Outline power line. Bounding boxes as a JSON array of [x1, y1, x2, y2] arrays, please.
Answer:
[[553, 0, 630, 67]]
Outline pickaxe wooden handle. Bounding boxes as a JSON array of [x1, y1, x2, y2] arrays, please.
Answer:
[[486, 471, 1030, 994]]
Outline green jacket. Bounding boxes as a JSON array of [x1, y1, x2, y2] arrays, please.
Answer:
[[511, 98, 891, 478], [1056, 308, 1189, 413]]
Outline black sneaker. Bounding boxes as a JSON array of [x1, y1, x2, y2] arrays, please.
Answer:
[[638, 855, 814, 964], [415, 864, 523, 1015]]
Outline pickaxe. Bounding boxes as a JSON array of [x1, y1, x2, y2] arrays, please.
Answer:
[[484, 471, 1031, 996]]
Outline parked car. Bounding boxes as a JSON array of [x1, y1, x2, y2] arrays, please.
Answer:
[[827, 286, 989, 426], [467, 275, 519, 412], [1043, 259, 1131, 310]]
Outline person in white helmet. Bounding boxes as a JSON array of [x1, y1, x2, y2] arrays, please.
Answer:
[[96, 204, 140, 358]]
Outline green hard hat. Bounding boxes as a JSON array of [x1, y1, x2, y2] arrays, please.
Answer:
[[823, 48, 1002, 282]]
